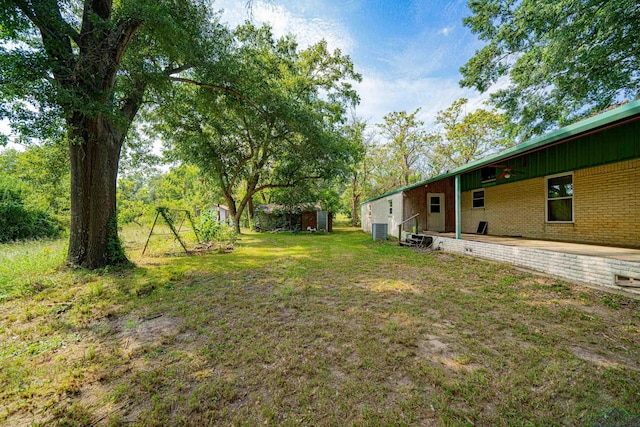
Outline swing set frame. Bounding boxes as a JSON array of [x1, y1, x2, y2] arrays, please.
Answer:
[[142, 207, 200, 256]]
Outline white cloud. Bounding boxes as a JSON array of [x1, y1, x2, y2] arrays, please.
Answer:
[[214, 0, 354, 52], [438, 26, 455, 36], [210, 1, 498, 129], [353, 70, 492, 127]]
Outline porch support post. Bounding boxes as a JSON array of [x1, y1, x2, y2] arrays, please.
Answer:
[[455, 174, 461, 240]]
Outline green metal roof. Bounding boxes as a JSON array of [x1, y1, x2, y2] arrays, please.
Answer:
[[359, 183, 412, 205], [361, 100, 640, 205], [446, 100, 640, 175]]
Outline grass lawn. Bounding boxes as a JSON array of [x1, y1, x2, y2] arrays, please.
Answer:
[[1, 225, 639, 426]]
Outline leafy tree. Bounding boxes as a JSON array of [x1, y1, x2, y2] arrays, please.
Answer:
[[270, 176, 342, 215], [341, 118, 376, 226], [116, 163, 222, 227], [118, 124, 162, 184], [151, 164, 218, 215], [376, 109, 429, 187], [115, 126, 165, 226], [1, 0, 226, 268], [429, 98, 510, 174], [0, 148, 19, 175], [460, 0, 640, 137], [157, 24, 360, 233], [116, 178, 148, 226]]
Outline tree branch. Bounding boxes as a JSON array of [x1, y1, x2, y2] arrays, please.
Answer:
[[15, 0, 80, 45], [255, 175, 323, 193], [169, 77, 273, 124], [15, 0, 78, 83], [119, 78, 147, 123], [165, 65, 193, 76]]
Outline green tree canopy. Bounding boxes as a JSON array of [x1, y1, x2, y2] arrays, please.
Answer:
[[429, 98, 510, 175], [155, 24, 361, 232], [376, 109, 428, 187], [0, 0, 228, 268], [460, 0, 640, 137], [340, 117, 377, 226]]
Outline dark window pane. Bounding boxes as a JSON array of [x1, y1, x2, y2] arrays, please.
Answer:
[[430, 196, 441, 213], [548, 175, 573, 198], [472, 190, 484, 208], [481, 167, 496, 182], [548, 199, 572, 221]]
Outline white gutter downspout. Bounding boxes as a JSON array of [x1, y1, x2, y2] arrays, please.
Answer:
[[455, 174, 461, 239]]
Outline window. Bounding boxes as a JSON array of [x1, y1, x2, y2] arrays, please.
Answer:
[[388, 200, 393, 214], [481, 167, 496, 183], [367, 204, 371, 216], [546, 173, 573, 222], [429, 196, 440, 213], [472, 190, 485, 208]]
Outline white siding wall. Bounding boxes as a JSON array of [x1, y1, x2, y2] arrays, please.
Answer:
[[361, 192, 404, 238], [361, 203, 372, 233], [219, 208, 228, 223]]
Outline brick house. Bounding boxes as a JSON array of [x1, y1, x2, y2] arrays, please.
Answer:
[[364, 100, 640, 248], [361, 101, 640, 293]]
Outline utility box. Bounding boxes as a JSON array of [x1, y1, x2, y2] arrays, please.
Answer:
[[372, 223, 388, 241]]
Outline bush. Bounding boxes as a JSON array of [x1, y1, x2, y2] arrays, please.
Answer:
[[198, 209, 237, 248], [0, 178, 62, 242]]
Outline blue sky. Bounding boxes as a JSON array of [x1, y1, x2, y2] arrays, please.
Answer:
[[215, 0, 494, 127]]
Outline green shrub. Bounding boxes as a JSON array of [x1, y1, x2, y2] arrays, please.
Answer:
[[198, 209, 237, 247], [0, 177, 62, 242]]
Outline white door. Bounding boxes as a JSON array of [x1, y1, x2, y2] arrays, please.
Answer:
[[427, 193, 445, 232], [317, 211, 328, 231]]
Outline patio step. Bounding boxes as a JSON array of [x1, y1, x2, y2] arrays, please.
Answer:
[[400, 234, 433, 249]]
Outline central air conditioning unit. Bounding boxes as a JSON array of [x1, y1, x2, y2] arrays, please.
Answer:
[[372, 223, 388, 241]]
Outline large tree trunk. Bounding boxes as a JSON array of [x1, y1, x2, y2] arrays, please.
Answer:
[[247, 196, 254, 229], [351, 174, 359, 227], [231, 178, 259, 235], [233, 214, 242, 234], [67, 115, 127, 269], [221, 193, 241, 234], [351, 194, 360, 227]]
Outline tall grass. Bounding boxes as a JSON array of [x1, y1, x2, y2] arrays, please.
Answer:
[[0, 238, 67, 301]]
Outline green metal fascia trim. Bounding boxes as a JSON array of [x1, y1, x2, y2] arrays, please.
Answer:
[[359, 185, 411, 205], [361, 100, 640, 206], [447, 99, 640, 175]]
